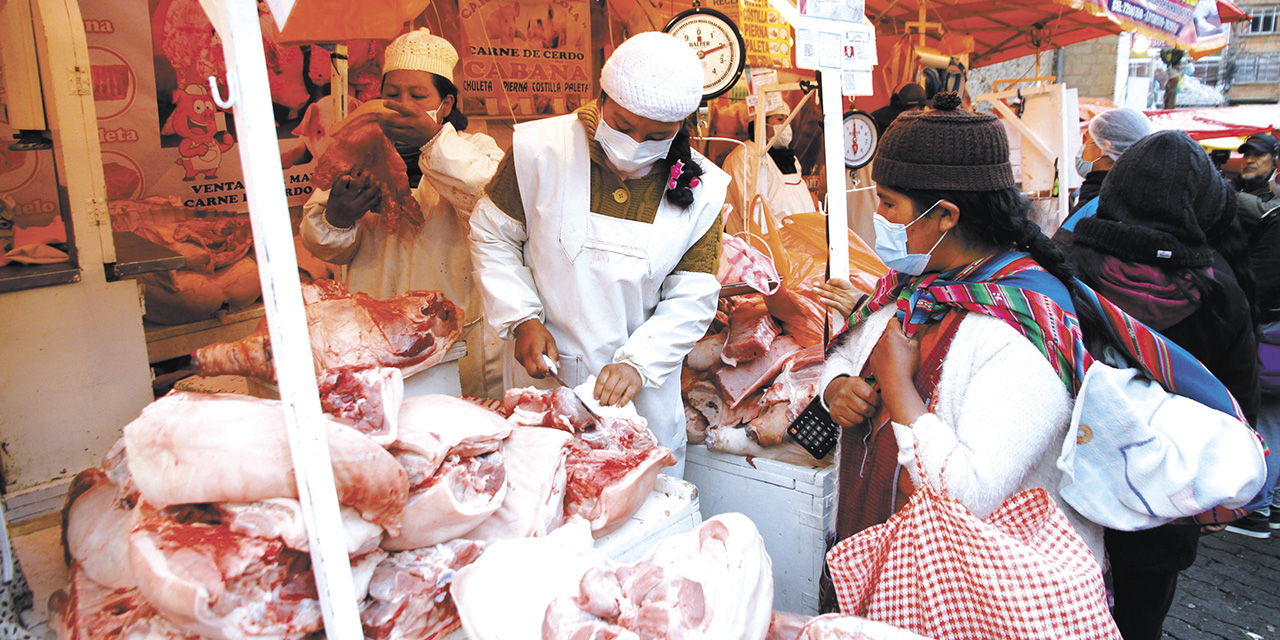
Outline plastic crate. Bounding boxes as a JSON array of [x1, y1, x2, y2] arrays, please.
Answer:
[[684, 444, 835, 615]]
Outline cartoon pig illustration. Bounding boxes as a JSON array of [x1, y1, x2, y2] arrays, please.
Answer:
[[162, 84, 235, 181]]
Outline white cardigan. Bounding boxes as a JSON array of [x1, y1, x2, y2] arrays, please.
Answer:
[[820, 305, 1104, 565]]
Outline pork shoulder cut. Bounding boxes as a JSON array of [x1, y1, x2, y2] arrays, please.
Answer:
[[361, 539, 485, 640]]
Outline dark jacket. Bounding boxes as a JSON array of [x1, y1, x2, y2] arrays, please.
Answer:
[[1253, 208, 1280, 324], [1233, 173, 1275, 202], [1053, 170, 1108, 246]]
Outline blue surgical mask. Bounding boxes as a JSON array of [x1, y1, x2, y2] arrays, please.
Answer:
[[872, 200, 948, 276], [1075, 146, 1092, 178], [595, 118, 674, 178]]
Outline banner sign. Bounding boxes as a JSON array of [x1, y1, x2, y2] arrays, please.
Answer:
[[455, 0, 593, 117], [1071, 0, 1228, 53], [742, 0, 794, 69]]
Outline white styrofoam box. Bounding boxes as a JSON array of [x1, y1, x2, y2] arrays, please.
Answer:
[[684, 444, 835, 615], [595, 475, 702, 563]]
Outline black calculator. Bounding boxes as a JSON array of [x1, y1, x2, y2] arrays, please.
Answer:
[[787, 397, 840, 460]]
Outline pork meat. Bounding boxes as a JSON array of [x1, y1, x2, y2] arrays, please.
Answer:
[[721, 301, 781, 366], [317, 366, 404, 445], [361, 539, 485, 640], [383, 450, 507, 551], [715, 335, 802, 407], [124, 392, 409, 534], [191, 283, 464, 382], [465, 427, 572, 543], [62, 468, 138, 589], [49, 566, 199, 640], [312, 100, 421, 233]]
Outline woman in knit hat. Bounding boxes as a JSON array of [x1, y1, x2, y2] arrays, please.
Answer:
[[300, 28, 505, 398], [1067, 129, 1260, 640], [471, 32, 730, 475]]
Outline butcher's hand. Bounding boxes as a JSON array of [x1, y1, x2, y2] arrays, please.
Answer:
[[816, 277, 859, 318], [867, 318, 926, 425], [381, 100, 443, 148], [595, 363, 641, 407], [327, 170, 380, 228], [514, 319, 558, 379], [823, 375, 880, 427]]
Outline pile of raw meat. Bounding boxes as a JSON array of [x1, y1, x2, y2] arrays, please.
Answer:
[[682, 293, 831, 466], [53, 376, 676, 639]]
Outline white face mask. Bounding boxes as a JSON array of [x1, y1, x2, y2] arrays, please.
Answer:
[[595, 118, 674, 178], [872, 200, 948, 276], [426, 106, 440, 124], [1075, 146, 1092, 178], [771, 123, 793, 149]]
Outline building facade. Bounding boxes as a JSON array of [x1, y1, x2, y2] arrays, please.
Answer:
[[1228, 0, 1280, 103]]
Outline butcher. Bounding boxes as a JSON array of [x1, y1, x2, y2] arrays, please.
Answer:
[[470, 32, 730, 475], [300, 28, 505, 399]]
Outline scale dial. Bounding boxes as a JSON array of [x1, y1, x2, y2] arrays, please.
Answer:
[[843, 110, 879, 169], [663, 8, 746, 101]]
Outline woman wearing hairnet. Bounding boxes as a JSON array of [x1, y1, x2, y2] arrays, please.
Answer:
[[469, 32, 730, 476], [300, 29, 505, 398], [1054, 107, 1153, 245]]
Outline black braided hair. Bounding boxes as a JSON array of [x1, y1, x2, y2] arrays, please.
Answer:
[[599, 91, 704, 209], [891, 184, 1112, 356], [430, 75, 469, 132]]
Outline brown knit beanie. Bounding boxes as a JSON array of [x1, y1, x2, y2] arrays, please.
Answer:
[[871, 92, 1016, 192], [1073, 130, 1223, 268]]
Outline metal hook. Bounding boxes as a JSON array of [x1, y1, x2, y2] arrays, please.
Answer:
[[209, 73, 236, 110]]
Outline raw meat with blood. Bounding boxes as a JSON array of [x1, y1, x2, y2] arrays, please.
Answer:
[[706, 425, 832, 466], [62, 468, 138, 589], [686, 405, 710, 445], [191, 283, 464, 381], [748, 349, 825, 447], [767, 611, 815, 640], [718, 234, 781, 295], [453, 520, 609, 640], [130, 217, 253, 274], [466, 427, 573, 543], [128, 502, 386, 640], [721, 301, 781, 366], [502, 380, 675, 534], [313, 100, 421, 234], [795, 614, 935, 639], [318, 366, 404, 445], [49, 566, 200, 640], [217, 499, 384, 557], [542, 514, 774, 640], [393, 394, 514, 477], [124, 392, 409, 533], [361, 539, 485, 640], [715, 335, 802, 407], [383, 450, 507, 550], [502, 386, 600, 433]]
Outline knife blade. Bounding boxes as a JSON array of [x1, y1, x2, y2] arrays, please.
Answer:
[[541, 354, 603, 428]]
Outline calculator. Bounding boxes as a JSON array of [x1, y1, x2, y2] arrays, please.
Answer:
[[787, 397, 840, 460]]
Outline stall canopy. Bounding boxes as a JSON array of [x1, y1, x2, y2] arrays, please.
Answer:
[[1145, 104, 1280, 141], [866, 0, 1246, 69], [259, 0, 432, 44]]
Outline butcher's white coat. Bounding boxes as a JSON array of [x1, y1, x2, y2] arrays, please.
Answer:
[[722, 139, 817, 235], [469, 113, 729, 474]]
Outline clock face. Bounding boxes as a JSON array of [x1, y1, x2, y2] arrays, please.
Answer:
[[664, 9, 746, 101], [844, 110, 878, 169]]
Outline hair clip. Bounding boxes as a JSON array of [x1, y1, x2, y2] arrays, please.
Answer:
[[669, 160, 685, 190]]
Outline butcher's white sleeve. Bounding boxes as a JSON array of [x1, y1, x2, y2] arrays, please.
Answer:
[[469, 196, 544, 340], [299, 188, 362, 265], [614, 270, 719, 389], [419, 125, 503, 217]]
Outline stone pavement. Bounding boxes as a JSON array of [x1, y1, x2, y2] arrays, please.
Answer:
[[1165, 529, 1280, 639]]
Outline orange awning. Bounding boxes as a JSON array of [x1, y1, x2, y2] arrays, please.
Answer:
[[268, 0, 433, 45]]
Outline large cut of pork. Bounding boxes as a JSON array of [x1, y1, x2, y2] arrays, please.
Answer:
[[361, 539, 485, 640], [190, 280, 463, 382], [312, 100, 421, 233], [123, 392, 409, 534]]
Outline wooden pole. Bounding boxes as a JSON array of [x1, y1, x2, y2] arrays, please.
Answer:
[[195, 0, 363, 637]]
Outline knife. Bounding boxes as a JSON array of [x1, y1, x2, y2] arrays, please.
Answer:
[[541, 354, 603, 428]]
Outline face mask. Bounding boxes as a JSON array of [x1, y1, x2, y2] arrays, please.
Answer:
[[872, 200, 948, 276], [426, 106, 440, 124], [1075, 146, 1092, 178], [771, 123, 793, 149], [595, 118, 674, 177]]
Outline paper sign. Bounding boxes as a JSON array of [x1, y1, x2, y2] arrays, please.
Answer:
[[799, 0, 865, 23], [818, 30, 842, 70], [842, 69, 874, 96], [795, 27, 819, 70], [842, 22, 876, 69]]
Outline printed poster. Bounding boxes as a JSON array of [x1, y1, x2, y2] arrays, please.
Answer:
[[741, 0, 793, 70], [0, 38, 61, 246], [455, 0, 593, 117], [1075, 0, 1227, 52]]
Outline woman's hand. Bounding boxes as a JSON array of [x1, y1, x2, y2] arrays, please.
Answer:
[[380, 100, 443, 148], [327, 170, 379, 228], [823, 375, 881, 427], [514, 319, 557, 378], [595, 363, 642, 407], [868, 318, 927, 425], [816, 278, 859, 318]]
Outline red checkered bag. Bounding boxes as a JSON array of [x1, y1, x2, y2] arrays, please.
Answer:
[[826, 460, 1120, 640]]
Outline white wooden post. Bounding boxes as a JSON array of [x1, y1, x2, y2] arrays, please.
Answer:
[[195, 0, 363, 637], [822, 70, 850, 282]]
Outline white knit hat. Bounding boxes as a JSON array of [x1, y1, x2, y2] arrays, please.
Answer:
[[383, 28, 459, 83], [601, 32, 703, 123]]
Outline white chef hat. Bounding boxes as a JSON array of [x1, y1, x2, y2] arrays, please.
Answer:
[[600, 32, 703, 123], [383, 28, 459, 83]]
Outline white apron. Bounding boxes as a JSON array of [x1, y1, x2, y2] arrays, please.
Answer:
[[507, 114, 726, 474]]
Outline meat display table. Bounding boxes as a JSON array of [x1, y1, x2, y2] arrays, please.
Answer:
[[684, 444, 835, 615]]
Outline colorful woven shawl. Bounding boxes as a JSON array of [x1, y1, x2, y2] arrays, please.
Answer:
[[849, 252, 1248, 423]]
